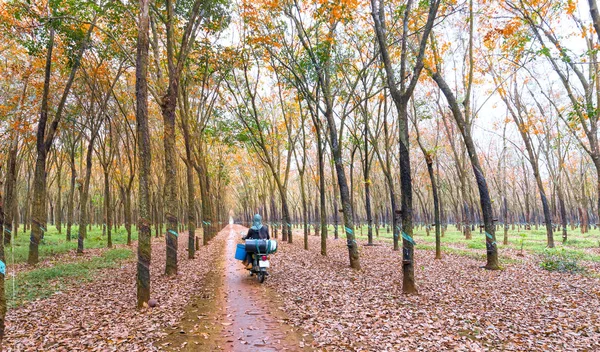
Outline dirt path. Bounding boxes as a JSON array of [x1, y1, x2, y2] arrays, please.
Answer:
[[159, 224, 311, 351]]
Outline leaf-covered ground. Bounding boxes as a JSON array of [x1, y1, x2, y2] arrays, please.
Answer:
[[4, 231, 226, 351], [267, 233, 600, 351], [6, 226, 600, 351]]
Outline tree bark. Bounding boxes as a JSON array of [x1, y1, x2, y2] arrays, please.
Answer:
[[0, 185, 6, 345], [29, 15, 94, 264], [3, 137, 18, 245], [66, 145, 77, 242], [432, 72, 500, 270], [104, 170, 112, 248], [136, 0, 152, 307]]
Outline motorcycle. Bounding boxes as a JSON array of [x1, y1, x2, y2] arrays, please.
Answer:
[[244, 239, 277, 283]]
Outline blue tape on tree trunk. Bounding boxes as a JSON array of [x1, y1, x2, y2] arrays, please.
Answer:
[[0, 261, 5, 275], [485, 232, 496, 246], [402, 231, 415, 245], [168, 230, 178, 237], [345, 227, 353, 235]]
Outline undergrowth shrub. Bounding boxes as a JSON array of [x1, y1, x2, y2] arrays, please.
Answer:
[[539, 248, 583, 273]]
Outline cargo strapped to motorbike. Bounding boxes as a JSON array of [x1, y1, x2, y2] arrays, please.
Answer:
[[245, 239, 277, 254]]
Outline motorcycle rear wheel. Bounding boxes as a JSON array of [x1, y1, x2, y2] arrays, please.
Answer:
[[257, 272, 266, 283]]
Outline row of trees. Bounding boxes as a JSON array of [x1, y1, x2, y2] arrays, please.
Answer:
[[225, 0, 600, 292], [2, 0, 600, 344]]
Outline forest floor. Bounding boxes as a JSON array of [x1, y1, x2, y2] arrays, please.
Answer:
[[3, 225, 310, 352], [4, 228, 219, 351], [264, 229, 600, 351], [4, 224, 600, 351]]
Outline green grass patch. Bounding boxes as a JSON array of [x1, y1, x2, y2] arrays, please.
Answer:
[[5, 248, 133, 307], [539, 248, 584, 273], [4, 225, 139, 265], [318, 224, 600, 264]]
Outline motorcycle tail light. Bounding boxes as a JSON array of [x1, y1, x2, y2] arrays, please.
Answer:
[[261, 255, 267, 261]]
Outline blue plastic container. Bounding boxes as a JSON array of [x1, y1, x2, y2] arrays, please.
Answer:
[[235, 244, 247, 261]]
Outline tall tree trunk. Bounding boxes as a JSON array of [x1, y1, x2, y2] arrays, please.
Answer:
[[56, 166, 62, 234], [162, 91, 179, 275], [300, 170, 308, 250], [122, 186, 132, 245], [3, 138, 18, 245], [185, 156, 195, 259], [161, 0, 205, 273], [29, 13, 93, 264], [104, 170, 112, 248], [66, 149, 76, 242], [28, 28, 55, 265], [186, 160, 196, 259], [318, 130, 327, 252], [136, 0, 152, 307], [78, 128, 99, 253], [432, 72, 500, 270], [0, 186, 7, 345], [558, 186, 568, 244], [274, 178, 292, 243], [427, 157, 441, 259], [162, 0, 180, 276], [397, 100, 416, 292], [364, 116, 373, 245], [196, 146, 213, 245], [324, 98, 360, 269]]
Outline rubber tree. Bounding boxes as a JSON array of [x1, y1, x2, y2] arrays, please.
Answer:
[[28, 13, 97, 265], [158, 0, 229, 274], [0, 179, 6, 345], [497, 77, 554, 248], [285, 1, 362, 269], [136, 0, 152, 308], [371, 0, 441, 290], [511, 0, 600, 230], [225, 50, 294, 243], [430, 71, 500, 269], [411, 100, 442, 259], [76, 61, 124, 254]]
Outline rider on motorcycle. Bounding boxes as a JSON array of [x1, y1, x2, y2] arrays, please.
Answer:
[[243, 214, 269, 268]]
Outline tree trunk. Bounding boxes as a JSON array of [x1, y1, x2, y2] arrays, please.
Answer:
[[0, 187, 7, 345], [558, 186, 568, 244], [162, 88, 179, 275], [317, 126, 328, 254], [136, 0, 152, 307], [324, 98, 360, 269], [104, 170, 112, 248], [78, 127, 99, 254], [56, 166, 62, 234], [196, 147, 214, 245], [300, 171, 308, 250], [28, 28, 55, 265], [364, 118, 373, 245], [123, 186, 132, 245], [3, 138, 18, 245], [396, 100, 417, 292], [29, 13, 92, 264], [66, 150, 76, 242], [432, 72, 499, 270], [185, 158, 195, 259]]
